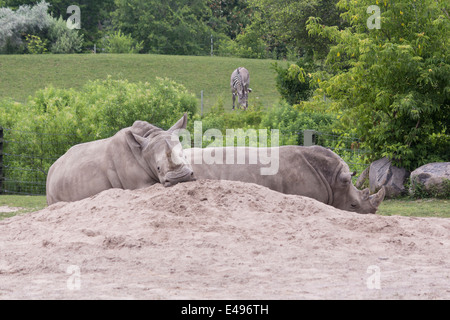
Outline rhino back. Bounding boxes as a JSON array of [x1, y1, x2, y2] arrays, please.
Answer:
[[300, 146, 346, 185], [46, 129, 154, 204], [186, 146, 333, 204], [47, 139, 113, 204]]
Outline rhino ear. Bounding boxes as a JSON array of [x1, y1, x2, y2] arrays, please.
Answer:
[[125, 130, 148, 150], [168, 113, 187, 133], [339, 172, 352, 185]]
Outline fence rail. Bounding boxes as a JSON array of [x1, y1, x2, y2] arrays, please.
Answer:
[[0, 126, 368, 196]]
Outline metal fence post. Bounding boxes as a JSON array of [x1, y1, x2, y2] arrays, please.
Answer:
[[303, 130, 316, 146], [211, 34, 213, 57], [201, 90, 204, 116], [0, 127, 3, 194]]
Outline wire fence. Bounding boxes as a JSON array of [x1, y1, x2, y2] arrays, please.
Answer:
[[0, 126, 369, 196]]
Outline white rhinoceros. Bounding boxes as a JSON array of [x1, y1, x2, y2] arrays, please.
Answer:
[[184, 145, 385, 214], [46, 114, 194, 205]]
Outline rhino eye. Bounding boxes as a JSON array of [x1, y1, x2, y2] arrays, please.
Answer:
[[157, 167, 160, 171], [351, 204, 358, 209]]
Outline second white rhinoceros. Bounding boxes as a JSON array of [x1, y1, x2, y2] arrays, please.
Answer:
[[184, 145, 385, 214]]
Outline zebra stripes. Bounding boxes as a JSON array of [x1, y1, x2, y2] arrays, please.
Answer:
[[230, 67, 252, 110], [232, 68, 243, 92]]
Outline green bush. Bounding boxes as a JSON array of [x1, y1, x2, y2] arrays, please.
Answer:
[[260, 101, 335, 145], [25, 34, 48, 54], [272, 58, 322, 105], [409, 178, 450, 200], [217, 22, 267, 59], [191, 100, 337, 148], [102, 30, 144, 54], [48, 16, 84, 54], [0, 1, 51, 54]]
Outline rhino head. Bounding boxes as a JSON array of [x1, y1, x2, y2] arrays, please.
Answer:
[[333, 169, 385, 214], [125, 114, 195, 187]]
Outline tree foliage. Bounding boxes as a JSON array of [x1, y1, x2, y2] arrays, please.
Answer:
[[249, 0, 344, 58], [305, 0, 450, 170], [111, 0, 216, 55], [208, 0, 253, 39]]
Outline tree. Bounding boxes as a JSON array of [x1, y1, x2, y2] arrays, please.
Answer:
[[249, 0, 345, 58], [112, 0, 216, 55], [208, 0, 253, 39], [306, 0, 449, 170]]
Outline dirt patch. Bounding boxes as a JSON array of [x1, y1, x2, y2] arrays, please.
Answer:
[[0, 206, 24, 213], [0, 180, 449, 299]]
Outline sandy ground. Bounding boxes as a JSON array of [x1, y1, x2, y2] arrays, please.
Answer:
[[0, 180, 449, 300]]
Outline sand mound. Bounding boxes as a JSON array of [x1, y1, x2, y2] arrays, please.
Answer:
[[0, 180, 449, 299]]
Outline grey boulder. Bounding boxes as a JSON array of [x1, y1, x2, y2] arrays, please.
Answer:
[[369, 157, 410, 198], [410, 162, 450, 197]]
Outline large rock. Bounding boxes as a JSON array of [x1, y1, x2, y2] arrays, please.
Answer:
[[369, 157, 409, 198], [410, 162, 450, 197], [355, 167, 370, 189]]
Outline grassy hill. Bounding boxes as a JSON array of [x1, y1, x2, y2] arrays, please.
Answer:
[[0, 54, 283, 112]]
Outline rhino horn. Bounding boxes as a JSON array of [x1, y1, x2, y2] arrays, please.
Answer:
[[361, 188, 370, 200], [369, 186, 385, 208]]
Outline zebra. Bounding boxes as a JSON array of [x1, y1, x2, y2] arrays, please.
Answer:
[[230, 67, 252, 110]]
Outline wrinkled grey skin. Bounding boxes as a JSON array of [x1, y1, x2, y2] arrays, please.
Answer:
[[46, 114, 194, 205], [184, 145, 385, 214], [231, 67, 252, 110]]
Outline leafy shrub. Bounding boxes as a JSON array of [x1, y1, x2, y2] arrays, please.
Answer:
[[193, 98, 265, 147], [273, 58, 322, 105], [25, 34, 48, 54], [409, 178, 450, 200], [102, 30, 144, 54], [0, 1, 84, 54], [25, 76, 198, 138], [260, 101, 336, 145], [0, 1, 51, 53], [48, 16, 84, 54], [193, 100, 337, 148]]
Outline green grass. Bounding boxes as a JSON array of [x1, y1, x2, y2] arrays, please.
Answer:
[[0, 195, 47, 220], [0, 54, 282, 112], [378, 198, 450, 218]]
